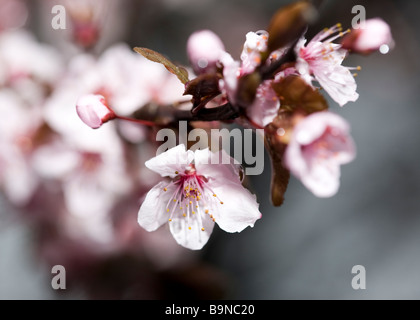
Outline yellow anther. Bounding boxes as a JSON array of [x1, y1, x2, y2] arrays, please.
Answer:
[[167, 209, 170, 212], [189, 201, 192, 204], [183, 213, 186, 217], [173, 199, 177, 202], [213, 194, 217, 197], [175, 171, 179, 174], [357, 66, 362, 71], [163, 187, 167, 192], [353, 73, 358, 77], [220, 201, 224, 205], [169, 219, 172, 222], [201, 228, 205, 231], [188, 227, 191, 230], [336, 23, 342, 28], [205, 209, 209, 214], [192, 211, 196, 215]]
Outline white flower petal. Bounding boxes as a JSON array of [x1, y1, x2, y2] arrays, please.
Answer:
[[169, 212, 215, 250], [209, 179, 261, 233], [194, 148, 240, 181], [145, 144, 194, 178], [138, 181, 175, 232], [301, 160, 340, 198]]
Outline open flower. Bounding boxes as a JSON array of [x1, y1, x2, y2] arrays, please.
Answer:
[[295, 24, 359, 106], [138, 144, 262, 250], [284, 112, 356, 197]]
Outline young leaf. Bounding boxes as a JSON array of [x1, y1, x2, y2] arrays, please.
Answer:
[[134, 47, 189, 84]]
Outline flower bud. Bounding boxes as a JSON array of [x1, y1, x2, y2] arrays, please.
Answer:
[[187, 30, 225, 74], [76, 94, 116, 129], [341, 18, 393, 54]]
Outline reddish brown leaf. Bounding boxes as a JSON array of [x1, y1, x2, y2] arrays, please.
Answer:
[[134, 47, 189, 84], [271, 75, 328, 114], [184, 74, 221, 99]]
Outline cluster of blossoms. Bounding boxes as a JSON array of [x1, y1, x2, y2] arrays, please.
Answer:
[[0, 1, 393, 296], [77, 2, 393, 250]]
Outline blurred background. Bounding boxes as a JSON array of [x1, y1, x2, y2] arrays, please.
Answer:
[[1, 0, 420, 299]]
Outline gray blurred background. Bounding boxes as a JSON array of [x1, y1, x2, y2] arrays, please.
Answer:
[[1, 0, 420, 299]]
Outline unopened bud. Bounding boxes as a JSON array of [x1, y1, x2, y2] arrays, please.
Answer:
[[76, 94, 116, 129], [341, 18, 393, 54], [187, 30, 225, 74]]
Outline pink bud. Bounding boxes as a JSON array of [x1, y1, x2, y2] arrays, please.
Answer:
[[341, 18, 393, 54], [76, 94, 116, 129], [187, 30, 225, 74]]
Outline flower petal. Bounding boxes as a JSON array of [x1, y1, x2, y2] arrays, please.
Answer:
[[194, 148, 240, 181], [247, 80, 280, 127], [209, 179, 262, 233], [169, 212, 215, 250], [314, 64, 359, 107], [138, 181, 175, 232], [145, 144, 194, 178], [301, 160, 341, 197]]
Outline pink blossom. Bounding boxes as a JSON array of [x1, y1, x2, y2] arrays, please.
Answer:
[[0, 0, 28, 32], [247, 80, 280, 128], [138, 144, 262, 250], [295, 24, 359, 106], [0, 90, 40, 205], [0, 30, 64, 103], [76, 94, 116, 129], [284, 112, 356, 197], [187, 30, 225, 74], [341, 18, 393, 54]]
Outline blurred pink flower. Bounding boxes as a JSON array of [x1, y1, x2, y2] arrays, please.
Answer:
[[0, 30, 63, 103], [0, 90, 41, 205], [341, 18, 394, 54], [0, 0, 28, 32], [76, 94, 116, 129], [284, 112, 356, 197], [138, 144, 262, 250], [295, 25, 359, 106], [187, 30, 225, 74]]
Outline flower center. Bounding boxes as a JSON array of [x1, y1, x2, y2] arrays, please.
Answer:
[[162, 168, 224, 232]]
